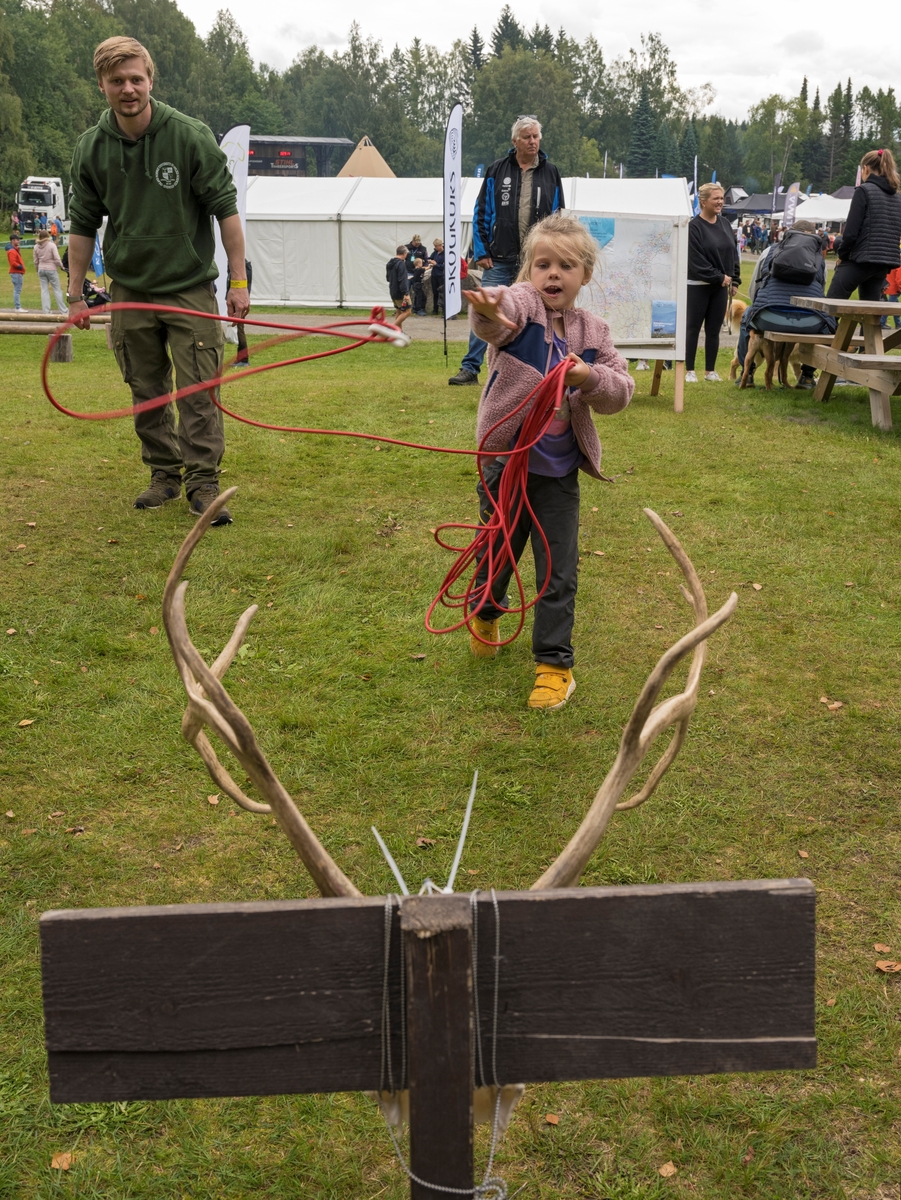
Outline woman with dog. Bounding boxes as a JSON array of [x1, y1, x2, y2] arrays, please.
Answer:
[[685, 182, 741, 383], [827, 149, 901, 302]]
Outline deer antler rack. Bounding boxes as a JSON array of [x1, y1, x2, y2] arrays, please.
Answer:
[[532, 508, 737, 891], [161, 487, 361, 898]]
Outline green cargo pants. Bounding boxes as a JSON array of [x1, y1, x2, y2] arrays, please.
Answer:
[[110, 280, 226, 494]]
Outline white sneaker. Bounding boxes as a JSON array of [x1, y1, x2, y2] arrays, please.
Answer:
[[636, 359, 649, 370], [705, 371, 722, 382], [685, 370, 698, 383]]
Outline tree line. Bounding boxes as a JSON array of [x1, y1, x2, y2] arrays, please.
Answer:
[[1, 0, 898, 211]]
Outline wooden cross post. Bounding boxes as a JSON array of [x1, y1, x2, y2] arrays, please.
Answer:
[[41, 879, 815, 1196]]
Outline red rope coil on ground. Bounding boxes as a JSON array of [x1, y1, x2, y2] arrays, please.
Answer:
[[41, 302, 569, 645]]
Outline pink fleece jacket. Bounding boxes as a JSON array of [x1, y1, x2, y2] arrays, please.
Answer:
[[470, 282, 633, 480]]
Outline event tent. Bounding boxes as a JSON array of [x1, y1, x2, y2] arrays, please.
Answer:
[[337, 136, 395, 179], [787, 194, 851, 224], [246, 175, 692, 309]]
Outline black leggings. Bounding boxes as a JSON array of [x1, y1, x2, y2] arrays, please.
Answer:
[[686, 283, 729, 371], [827, 260, 893, 301]]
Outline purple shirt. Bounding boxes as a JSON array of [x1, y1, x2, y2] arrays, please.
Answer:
[[510, 329, 583, 476]]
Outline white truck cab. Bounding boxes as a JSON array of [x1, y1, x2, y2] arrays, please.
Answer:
[[17, 177, 68, 234]]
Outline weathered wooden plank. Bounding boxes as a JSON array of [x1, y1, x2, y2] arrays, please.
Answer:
[[791, 297, 901, 317], [42, 880, 816, 1103], [402, 895, 473, 1198]]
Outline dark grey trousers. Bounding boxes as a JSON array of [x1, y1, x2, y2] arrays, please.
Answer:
[[474, 458, 580, 668]]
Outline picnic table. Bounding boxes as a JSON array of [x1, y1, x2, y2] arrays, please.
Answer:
[[786, 297, 901, 431]]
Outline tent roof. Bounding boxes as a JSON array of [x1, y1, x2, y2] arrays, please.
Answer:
[[567, 177, 692, 217], [728, 192, 793, 213], [337, 136, 395, 178], [831, 185, 856, 199], [787, 194, 851, 223], [244, 175, 360, 219]]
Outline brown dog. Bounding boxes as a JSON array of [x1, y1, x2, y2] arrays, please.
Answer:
[[727, 297, 747, 334], [728, 299, 804, 389]]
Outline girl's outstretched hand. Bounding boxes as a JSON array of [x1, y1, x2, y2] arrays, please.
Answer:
[[465, 287, 518, 330], [563, 352, 591, 388]]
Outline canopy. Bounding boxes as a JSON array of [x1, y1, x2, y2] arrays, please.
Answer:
[[337, 136, 395, 179], [788, 194, 851, 224]]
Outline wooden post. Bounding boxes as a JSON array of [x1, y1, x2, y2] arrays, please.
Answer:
[[106, 326, 114, 350], [650, 359, 664, 397], [673, 361, 685, 412], [401, 895, 473, 1198], [861, 316, 893, 431], [813, 317, 855, 402], [48, 333, 73, 363]]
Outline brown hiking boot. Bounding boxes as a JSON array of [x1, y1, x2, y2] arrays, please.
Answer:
[[133, 471, 182, 509], [188, 482, 233, 526]]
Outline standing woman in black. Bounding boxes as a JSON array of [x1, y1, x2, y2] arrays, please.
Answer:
[[685, 182, 741, 383], [828, 149, 901, 301]]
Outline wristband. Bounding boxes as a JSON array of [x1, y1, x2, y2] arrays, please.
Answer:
[[229, 280, 248, 289]]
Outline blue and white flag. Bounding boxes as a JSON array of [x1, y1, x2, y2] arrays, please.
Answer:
[[91, 234, 104, 278], [443, 102, 464, 321]]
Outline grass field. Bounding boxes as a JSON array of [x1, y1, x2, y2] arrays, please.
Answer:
[[1, 305, 899, 1199]]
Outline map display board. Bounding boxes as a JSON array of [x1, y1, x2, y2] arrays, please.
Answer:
[[571, 211, 688, 359]]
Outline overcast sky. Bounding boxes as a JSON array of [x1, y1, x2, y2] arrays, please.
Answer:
[[176, 0, 884, 123]]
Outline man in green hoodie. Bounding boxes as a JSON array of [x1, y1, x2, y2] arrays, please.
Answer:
[[67, 35, 250, 525]]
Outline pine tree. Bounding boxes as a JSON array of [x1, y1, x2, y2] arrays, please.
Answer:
[[491, 6, 523, 57], [799, 76, 808, 106], [679, 120, 699, 181], [652, 120, 676, 175], [625, 84, 655, 176], [469, 27, 485, 71], [526, 23, 554, 53]]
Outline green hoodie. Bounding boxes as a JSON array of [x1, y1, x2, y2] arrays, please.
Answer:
[[69, 99, 238, 293]]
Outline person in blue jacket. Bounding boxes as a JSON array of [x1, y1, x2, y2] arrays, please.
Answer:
[[448, 116, 564, 385]]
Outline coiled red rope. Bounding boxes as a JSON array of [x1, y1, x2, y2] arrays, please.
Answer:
[[41, 302, 570, 646]]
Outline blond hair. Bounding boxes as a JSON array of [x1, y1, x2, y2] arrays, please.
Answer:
[[697, 182, 724, 205], [516, 214, 598, 284], [93, 36, 155, 82], [36, 230, 51, 242], [860, 148, 900, 192]]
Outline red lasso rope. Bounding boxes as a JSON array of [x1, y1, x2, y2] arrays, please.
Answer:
[[41, 303, 569, 645]]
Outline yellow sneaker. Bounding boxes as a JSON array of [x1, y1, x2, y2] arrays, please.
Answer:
[[528, 665, 575, 710], [469, 613, 500, 658]]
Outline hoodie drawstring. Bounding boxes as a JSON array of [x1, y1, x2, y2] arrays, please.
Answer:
[[118, 138, 125, 176], [144, 133, 151, 180]]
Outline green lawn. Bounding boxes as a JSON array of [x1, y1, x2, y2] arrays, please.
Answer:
[[1, 317, 899, 1199]]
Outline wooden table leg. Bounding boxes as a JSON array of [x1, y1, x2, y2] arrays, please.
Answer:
[[814, 317, 855, 402], [650, 359, 664, 397], [674, 362, 685, 413], [862, 316, 893, 430], [402, 895, 474, 1200]]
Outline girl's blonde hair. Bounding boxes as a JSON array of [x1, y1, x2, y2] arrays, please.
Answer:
[[516, 214, 598, 283], [860, 148, 900, 192], [36, 231, 51, 242], [697, 182, 724, 205]]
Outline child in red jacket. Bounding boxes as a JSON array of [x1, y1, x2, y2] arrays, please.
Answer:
[[883, 265, 901, 330], [6, 233, 27, 311], [464, 214, 633, 710]]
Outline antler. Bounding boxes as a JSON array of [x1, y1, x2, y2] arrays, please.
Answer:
[[532, 509, 737, 891], [162, 487, 361, 898]]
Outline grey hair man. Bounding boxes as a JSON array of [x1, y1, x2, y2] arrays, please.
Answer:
[[448, 116, 565, 385]]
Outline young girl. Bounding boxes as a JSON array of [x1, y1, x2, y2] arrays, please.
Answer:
[[465, 213, 634, 710]]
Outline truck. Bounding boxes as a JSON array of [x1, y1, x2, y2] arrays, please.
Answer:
[[17, 176, 68, 234]]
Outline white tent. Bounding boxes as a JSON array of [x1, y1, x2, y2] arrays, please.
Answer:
[[788, 194, 851, 224], [246, 176, 481, 306]]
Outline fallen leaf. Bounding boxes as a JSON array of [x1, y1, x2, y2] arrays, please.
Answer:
[[22, 828, 37, 836], [826, 510, 835, 516], [658, 1161, 677, 1178], [741, 1147, 754, 1165], [359, 673, 372, 681], [875, 960, 901, 973], [708, 688, 715, 696], [149, 626, 159, 635], [152, 862, 161, 870], [415, 836, 436, 847], [267, 602, 274, 608], [107, 538, 119, 545], [798, 850, 809, 859], [4, 811, 14, 819], [593, 550, 605, 556], [6, 628, 16, 636], [135, 593, 146, 601], [819, 696, 829, 705], [827, 701, 843, 711], [14, 543, 26, 550], [18, 718, 34, 727], [50, 1152, 72, 1171], [467, 868, 478, 875], [266, 574, 273, 580], [81, 666, 88, 673], [591, 506, 598, 512], [752, 583, 762, 591], [410, 653, 427, 660], [844, 581, 854, 587], [874, 943, 892, 953], [287, 523, 294, 527], [64, 826, 85, 834], [671, 510, 683, 516], [49, 811, 64, 818], [826, 997, 836, 1006], [25, 522, 36, 528], [207, 794, 220, 806], [656, 624, 664, 630], [545, 1113, 559, 1126], [174, 843, 183, 852]]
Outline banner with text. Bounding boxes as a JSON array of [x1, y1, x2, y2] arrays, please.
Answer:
[[213, 124, 251, 327], [443, 102, 464, 320], [782, 181, 802, 230]]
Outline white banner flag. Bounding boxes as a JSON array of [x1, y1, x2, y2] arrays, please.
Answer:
[[213, 124, 251, 336], [443, 103, 463, 320]]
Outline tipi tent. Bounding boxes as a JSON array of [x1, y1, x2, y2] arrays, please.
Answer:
[[337, 136, 395, 178]]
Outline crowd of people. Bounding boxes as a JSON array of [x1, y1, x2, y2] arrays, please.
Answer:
[[384, 234, 446, 329]]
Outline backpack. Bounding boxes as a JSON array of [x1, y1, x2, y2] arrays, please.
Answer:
[[767, 230, 822, 285]]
